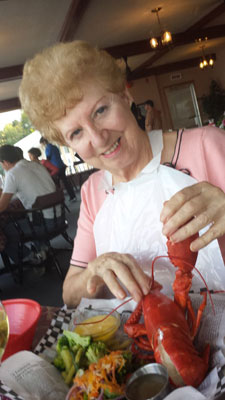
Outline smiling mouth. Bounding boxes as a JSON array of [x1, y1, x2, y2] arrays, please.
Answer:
[[102, 138, 121, 155]]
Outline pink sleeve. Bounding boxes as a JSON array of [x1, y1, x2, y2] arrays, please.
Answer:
[[176, 126, 225, 262], [70, 170, 107, 267], [176, 126, 225, 191]]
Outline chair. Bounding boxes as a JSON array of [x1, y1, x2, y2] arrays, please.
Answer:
[[1, 189, 73, 284]]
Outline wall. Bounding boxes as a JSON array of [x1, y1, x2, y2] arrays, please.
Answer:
[[130, 46, 225, 131]]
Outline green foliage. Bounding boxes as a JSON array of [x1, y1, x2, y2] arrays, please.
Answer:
[[21, 112, 35, 135], [201, 80, 225, 124], [0, 111, 34, 146]]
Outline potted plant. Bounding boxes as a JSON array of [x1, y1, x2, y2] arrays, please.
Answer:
[[201, 80, 225, 125]]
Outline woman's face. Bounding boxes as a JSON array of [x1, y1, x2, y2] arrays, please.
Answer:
[[53, 82, 145, 181]]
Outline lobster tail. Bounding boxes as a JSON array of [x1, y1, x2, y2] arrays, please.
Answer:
[[153, 324, 209, 387]]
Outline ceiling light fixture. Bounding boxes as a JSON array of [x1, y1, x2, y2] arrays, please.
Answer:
[[197, 38, 215, 70], [150, 7, 172, 49]]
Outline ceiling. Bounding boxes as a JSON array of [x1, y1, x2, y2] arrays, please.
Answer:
[[0, 0, 225, 113]]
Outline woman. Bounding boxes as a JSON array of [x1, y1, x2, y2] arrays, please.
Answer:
[[28, 147, 59, 178], [19, 41, 225, 308]]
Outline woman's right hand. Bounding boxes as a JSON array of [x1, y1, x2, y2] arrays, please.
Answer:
[[87, 252, 150, 303]]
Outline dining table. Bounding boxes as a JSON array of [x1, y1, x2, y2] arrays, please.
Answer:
[[1, 295, 225, 400]]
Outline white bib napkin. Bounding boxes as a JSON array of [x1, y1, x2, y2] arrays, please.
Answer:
[[94, 130, 225, 294]]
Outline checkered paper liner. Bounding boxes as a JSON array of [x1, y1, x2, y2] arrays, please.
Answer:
[[0, 383, 24, 400], [33, 307, 74, 356], [215, 367, 225, 398]]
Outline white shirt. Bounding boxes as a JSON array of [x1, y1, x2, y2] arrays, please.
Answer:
[[3, 159, 56, 217]]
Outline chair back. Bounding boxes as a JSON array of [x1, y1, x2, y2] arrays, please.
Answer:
[[32, 189, 64, 209], [7, 189, 68, 243]]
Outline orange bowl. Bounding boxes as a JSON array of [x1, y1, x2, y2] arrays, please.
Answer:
[[2, 298, 42, 361]]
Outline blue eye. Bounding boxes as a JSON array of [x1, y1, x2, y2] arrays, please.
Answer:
[[96, 105, 107, 115], [70, 128, 81, 139]]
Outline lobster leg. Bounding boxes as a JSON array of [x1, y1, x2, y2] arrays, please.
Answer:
[[187, 292, 207, 338], [124, 301, 152, 351]]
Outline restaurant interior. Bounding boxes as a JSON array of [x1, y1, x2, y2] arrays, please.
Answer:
[[0, 0, 225, 128], [0, 1, 225, 399]]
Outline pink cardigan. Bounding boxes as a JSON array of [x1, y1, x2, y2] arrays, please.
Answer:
[[71, 126, 225, 266]]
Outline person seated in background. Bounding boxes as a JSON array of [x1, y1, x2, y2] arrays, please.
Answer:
[[144, 99, 162, 132], [40, 137, 76, 202], [19, 40, 225, 308], [0, 144, 57, 263], [28, 147, 59, 185], [126, 89, 145, 130]]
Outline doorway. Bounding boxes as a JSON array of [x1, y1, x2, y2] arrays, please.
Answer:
[[165, 82, 202, 130]]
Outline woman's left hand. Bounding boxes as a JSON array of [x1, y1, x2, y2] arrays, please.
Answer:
[[160, 181, 225, 251]]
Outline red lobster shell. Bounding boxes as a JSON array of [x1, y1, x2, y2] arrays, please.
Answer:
[[124, 234, 210, 387]]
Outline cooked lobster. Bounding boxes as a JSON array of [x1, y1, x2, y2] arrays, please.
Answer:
[[124, 234, 210, 387]]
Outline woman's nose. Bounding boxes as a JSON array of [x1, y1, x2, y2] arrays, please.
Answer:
[[87, 123, 107, 147]]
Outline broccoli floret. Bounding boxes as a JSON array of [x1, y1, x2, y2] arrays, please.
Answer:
[[63, 330, 91, 349], [53, 354, 65, 371], [85, 341, 108, 365], [61, 346, 73, 372], [64, 364, 76, 386], [116, 351, 133, 384], [56, 334, 69, 354]]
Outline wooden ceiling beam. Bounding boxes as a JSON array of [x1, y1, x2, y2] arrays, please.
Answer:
[[0, 25, 224, 82], [133, 1, 225, 73], [0, 97, 21, 113], [105, 24, 225, 59], [186, 0, 225, 33], [0, 65, 23, 82], [59, 0, 91, 42], [119, 2, 225, 77], [130, 24, 225, 76], [130, 54, 216, 80]]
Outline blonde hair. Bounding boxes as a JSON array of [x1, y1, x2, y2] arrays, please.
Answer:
[[19, 41, 126, 145]]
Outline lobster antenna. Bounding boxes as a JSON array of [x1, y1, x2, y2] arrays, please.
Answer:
[[151, 255, 215, 314]]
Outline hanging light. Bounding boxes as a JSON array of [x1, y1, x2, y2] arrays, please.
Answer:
[[199, 46, 215, 70], [208, 57, 214, 67], [149, 37, 159, 49], [161, 30, 172, 45], [150, 7, 172, 49], [196, 38, 216, 70], [199, 60, 204, 69]]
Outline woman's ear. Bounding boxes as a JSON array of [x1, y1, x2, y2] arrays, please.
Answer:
[[122, 87, 134, 107]]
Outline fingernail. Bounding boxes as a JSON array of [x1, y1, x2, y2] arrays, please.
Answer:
[[162, 225, 169, 235], [170, 233, 178, 243]]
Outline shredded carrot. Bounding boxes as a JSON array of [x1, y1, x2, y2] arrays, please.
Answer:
[[71, 350, 126, 400]]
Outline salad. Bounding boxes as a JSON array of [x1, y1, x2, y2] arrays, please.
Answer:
[[53, 330, 108, 385], [68, 350, 132, 400]]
